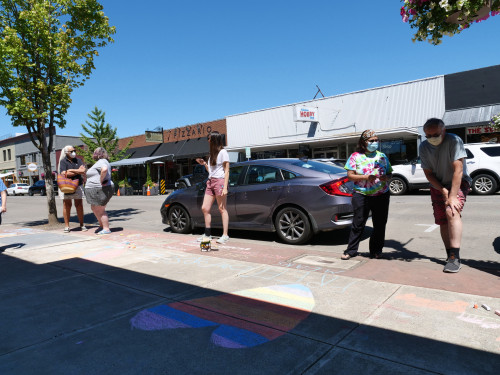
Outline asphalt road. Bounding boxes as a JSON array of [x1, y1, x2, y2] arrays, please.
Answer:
[[3, 191, 500, 266]]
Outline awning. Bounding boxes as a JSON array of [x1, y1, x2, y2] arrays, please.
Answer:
[[110, 154, 174, 167], [443, 104, 500, 127], [0, 172, 14, 178], [151, 138, 209, 159]]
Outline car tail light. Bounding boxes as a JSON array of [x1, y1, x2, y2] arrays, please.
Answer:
[[320, 177, 352, 197]]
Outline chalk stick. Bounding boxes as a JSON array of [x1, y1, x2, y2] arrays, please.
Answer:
[[481, 304, 491, 311], [495, 310, 500, 317]]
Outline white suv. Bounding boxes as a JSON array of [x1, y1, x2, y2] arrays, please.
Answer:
[[389, 143, 500, 195]]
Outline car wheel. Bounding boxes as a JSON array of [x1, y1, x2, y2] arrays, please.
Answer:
[[471, 174, 497, 195], [168, 205, 191, 234], [389, 177, 408, 195], [28, 190, 34, 196], [177, 181, 188, 189], [275, 207, 312, 245]]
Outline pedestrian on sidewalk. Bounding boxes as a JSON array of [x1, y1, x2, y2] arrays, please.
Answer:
[[420, 118, 471, 273], [85, 147, 114, 235], [59, 145, 87, 233], [196, 131, 230, 244], [342, 129, 393, 260], [0, 178, 7, 225]]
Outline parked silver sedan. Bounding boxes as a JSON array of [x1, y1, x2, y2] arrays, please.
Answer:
[[161, 159, 354, 244]]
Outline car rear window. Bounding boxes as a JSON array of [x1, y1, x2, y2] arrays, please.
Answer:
[[18, 184, 29, 186], [480, 146, 500, 157], [290, 160, 345, 174]]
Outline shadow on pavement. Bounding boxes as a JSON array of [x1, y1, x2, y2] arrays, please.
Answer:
[[0, 252, 498, 374], [384, 239, 500, 278]]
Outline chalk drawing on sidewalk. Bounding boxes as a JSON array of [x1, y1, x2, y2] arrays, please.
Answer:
[[456, 312, 500, 329], [395, 293, 468, 313], [241, 265, 358, 292], [415, 224, 439, 232], [130, 284, 314, 349]]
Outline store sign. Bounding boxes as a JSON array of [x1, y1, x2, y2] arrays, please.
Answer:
[[466, 125, 496, 135], [27, 162, 37, 172], [294, 106, 318, 122], [145, 130, 164, 143]]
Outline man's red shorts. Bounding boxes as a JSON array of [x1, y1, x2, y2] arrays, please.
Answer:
[[430, 180, 470, 225]]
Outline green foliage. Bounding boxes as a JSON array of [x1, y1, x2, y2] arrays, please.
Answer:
[[0, 0, 115, 222], [143, 163, 156, 187], [401, 0, 500, 45], [77, 106, 133, 165], [0, 0, 115, 131], [118, 178, 131, 188]]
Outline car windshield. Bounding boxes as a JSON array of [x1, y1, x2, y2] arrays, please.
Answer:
[[290, 160, 345, 174]]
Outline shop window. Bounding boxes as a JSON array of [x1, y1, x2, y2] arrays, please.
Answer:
[[380, 139, 417, 165]]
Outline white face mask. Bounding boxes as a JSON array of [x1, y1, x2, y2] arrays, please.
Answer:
[[427, 135, 443, 146], [70, 151, 76, 158]]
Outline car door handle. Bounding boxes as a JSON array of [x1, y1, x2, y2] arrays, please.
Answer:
[[266, 186, 281, 191], [467, 161, 475, 164]]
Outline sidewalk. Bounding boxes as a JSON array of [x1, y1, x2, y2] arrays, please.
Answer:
[[0, 224, 499, 374]]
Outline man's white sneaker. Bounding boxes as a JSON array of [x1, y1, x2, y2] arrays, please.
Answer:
[[216, 235, 230, 244]]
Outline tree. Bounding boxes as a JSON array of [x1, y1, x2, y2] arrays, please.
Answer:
[[77, 106, 132, 165], [0, 0, 115, 224], [400, 0, 500, 45]]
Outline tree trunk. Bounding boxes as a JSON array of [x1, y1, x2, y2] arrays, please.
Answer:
[[40, 145, 59, 225]]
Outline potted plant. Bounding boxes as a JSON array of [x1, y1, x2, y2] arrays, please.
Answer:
[[401, 0, 500, 45], [143, 180, 159, 195], [142, 164, 159, 195], [118, 178, 133, 196]]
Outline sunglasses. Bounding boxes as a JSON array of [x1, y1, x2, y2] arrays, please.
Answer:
[[367, 139, 379, 143], [425, 134, 442, 139]]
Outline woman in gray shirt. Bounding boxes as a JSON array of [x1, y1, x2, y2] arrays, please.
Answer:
[[85, 147, 114, 235]]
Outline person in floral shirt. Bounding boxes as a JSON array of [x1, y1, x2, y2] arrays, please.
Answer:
[[341, 129, 393, 260]]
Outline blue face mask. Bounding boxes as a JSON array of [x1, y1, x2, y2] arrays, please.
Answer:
[[367, 142, 378, 152]]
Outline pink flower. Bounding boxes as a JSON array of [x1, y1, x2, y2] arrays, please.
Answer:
[[403, 14, 409, 22], [491, 10, 500, 17], [475, 14, 490, 23], [409, 9, 417, 15], [400, 6, 406, 16]]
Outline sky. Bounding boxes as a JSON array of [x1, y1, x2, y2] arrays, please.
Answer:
[[1, 0, 500, 139]]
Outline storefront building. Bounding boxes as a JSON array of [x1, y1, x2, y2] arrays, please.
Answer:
[[441, 65, 500, 144], [225, 76, 445, 165], [115, 119, 227, 192], [0, 130, 84, 186], [225, 65, 500, 164]]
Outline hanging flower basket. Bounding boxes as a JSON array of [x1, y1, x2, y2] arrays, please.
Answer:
[[490, 113, 500, 131], [401, 0, 500, 45]]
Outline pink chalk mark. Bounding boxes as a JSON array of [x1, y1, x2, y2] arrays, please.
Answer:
[[395, 293, 468, 313]]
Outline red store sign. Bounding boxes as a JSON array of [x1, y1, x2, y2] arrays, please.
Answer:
[[466, 125, 496, 135]]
